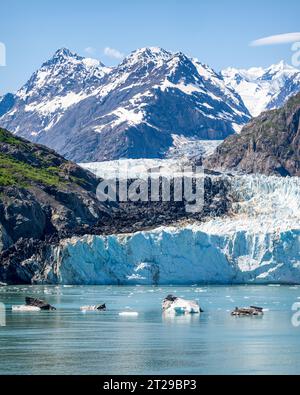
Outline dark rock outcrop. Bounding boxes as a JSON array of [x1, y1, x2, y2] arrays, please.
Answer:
[[231, 306, 264, 316], [205, 92, 300, 176], [0, 128, 111, 247], [25, 296, 56, 310]]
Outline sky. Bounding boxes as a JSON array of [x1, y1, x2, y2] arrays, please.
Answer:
[[0, 0, 300, 95]]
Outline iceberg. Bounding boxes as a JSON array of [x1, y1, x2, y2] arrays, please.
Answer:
[[162, 295, 201, 315]]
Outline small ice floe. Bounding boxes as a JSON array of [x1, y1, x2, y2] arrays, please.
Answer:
[[162, 295, 203, 315], [119, 311, 139, 317], [80, 303, 106, 312], [12, 305, 41, 312], [25, 297, 56, 311], [231, 306, 264, 316], [194, 288, 207, 293]]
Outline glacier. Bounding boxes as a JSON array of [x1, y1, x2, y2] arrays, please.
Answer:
[[36, 174, 300, 285]]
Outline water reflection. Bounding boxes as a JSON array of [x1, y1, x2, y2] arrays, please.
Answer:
[[162, 312, 201, 325], [0, 284, 299, 374]]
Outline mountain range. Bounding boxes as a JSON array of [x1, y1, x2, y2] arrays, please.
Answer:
[[222, 61, 300, 117], [0, 47, 300, 162]]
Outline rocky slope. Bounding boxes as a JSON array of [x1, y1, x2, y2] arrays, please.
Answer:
[[0, 127, 112, 240], [205, 92, 300, 176], [0, 93, 15, 117], [0, 47, 250, 162]]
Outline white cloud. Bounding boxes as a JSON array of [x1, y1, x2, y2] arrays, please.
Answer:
[[250, 32, 300, 47], [0, 42, 6, 66], [84, 47, 97, 55], [103, 47, 124, 60]]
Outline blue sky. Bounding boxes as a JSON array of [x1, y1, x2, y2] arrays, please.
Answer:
[[0, 0, 300, 95]]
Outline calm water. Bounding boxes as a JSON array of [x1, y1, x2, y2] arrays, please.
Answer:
[[0, 284, 300, 375]]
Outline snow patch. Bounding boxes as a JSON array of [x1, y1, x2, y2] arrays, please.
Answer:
[[25, 92, 89, 115]]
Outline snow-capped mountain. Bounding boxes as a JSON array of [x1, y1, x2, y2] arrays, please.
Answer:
[[0, 93, 15, 117], [0, 48, 111, 138], [0, 47, 250, 162], [222, 61, 300, 117]]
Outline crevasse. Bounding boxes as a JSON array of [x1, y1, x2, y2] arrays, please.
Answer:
[[41, 174, 300, 285]]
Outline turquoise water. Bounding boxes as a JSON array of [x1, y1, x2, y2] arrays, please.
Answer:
[[0, 285, 300, 375]]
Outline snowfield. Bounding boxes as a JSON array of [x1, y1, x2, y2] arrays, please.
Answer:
[[222, 61, 300, 117], [38, 174, 300, 285]]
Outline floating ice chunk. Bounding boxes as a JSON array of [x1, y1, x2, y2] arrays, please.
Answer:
[[119, 311, 139, 317], [194, 288, 207, 293], [80, 303, 106, 311], [162, 295, 201, 315], [12, 305, 41, 312]]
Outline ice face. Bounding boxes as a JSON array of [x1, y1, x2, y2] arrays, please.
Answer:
[[40, 174, 300, 285]]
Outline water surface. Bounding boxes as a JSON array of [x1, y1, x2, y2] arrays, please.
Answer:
[[0, 285, 299, 374]]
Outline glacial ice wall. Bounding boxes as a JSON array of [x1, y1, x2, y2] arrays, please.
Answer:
[[40, 225, 300, 285], [37, 173, 300, 285]]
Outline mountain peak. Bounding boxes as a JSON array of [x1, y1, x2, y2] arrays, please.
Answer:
[[43, 48, 83, 67], [54, 47, 78, 57], [13, 47, 109, 110], [266, 60, 298, 74], [135, 46, 171, 57], [122, 46, 172, 67]]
